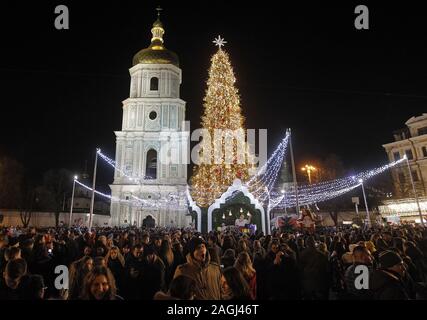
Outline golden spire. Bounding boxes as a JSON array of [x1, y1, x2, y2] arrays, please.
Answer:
[[132, 6, 179, 67], [151, 6, 164, 47]]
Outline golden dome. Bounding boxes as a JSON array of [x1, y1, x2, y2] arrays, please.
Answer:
[[132, 16, 179, 67]]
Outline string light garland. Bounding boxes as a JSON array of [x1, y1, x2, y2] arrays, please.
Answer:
[[75, 179, 187, 209], [95, 134, 403, 211], [247, 132, 290, 197], [97, 150, 146, 183], [271, 158, 406, 209]]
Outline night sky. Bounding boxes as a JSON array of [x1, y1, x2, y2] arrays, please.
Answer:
[[1, 1, 427, 191]]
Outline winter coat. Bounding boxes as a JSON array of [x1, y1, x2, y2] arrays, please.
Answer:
[[253, 251, 267, 300], [243, 272, 257, 300], [298, 247, 330, 298], [123, 254, 144, 299], [107, 258, 125, 292], [371, 269, 410, 300], [209, 244, 222, 261], [265, 252, 301, 299], [140, 258, 166, 300], [344, 264, 373, 300], [173, 252, 222, 300]]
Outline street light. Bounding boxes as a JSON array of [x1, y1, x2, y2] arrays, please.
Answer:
[[301, 164, 316, 184], [69, 175, 78, 227], [89, 148, 100, 230], [358, 179, 371, 227]]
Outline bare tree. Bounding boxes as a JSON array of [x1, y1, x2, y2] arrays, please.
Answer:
[[38, 169, 72, 227], [0, 156, 24, 209], [18, 182, 38, 228]]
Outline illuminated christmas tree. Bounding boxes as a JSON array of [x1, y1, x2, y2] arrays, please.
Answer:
[[190, 36, 255, 207]]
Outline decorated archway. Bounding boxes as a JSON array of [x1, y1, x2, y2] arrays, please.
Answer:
[[207, 179, 266, 234], [211, 191, 262, 234]]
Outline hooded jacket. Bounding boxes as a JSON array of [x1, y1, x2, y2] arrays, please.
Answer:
[[173, 252, 222, 300]]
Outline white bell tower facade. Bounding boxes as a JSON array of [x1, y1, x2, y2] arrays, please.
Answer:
[[110, 12, 190, 227]]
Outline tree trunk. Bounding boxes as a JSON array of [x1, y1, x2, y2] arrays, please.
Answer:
[[55, 211, 60, 227], [20, 210, 32, 228]]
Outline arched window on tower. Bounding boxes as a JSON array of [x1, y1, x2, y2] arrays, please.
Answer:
[[145, 149, 157, 179], [150, 77, 159, 91]]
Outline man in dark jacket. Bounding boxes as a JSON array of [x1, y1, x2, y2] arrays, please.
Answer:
[[123, 244, 144, 299], [299, 236, 330, 300], [208, 235, 222, 260], [140, 245, 166, 300], [0, 258, 27, 300], [266, 242, 301, 299], [371, 250, 410, 300]]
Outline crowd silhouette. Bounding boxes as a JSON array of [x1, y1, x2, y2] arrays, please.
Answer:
[[1, 223, 427, 300]]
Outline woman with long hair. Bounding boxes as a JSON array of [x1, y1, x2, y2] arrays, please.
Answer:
[[159, 239, 175, 288], [234, 252, 256, 299], [80, 266, 121, 300], [221, 249, 236, 269], [236, 239, 252, 257], [68, 256, 93, 300], [221, 267, 252, 300], [317, 242, 329, 257], [105, 246, 125, 293]]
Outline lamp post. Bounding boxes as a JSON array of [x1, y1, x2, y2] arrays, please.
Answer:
[[302, 164, 316, 185], [359, 179, 371, 228], [288, 129, 300, 215], [265, 186, 271, 235], [69, 175, 78, 227], [404, 155, 425, 226], [281, 189, 287, 215], [89, 148, 100, 230]]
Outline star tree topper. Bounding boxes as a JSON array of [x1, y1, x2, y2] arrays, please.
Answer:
[[213, 35, 227, 49]]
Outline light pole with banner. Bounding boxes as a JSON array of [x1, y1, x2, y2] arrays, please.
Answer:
[[352, 197, 359, 217], [359, 179, 371, 228]]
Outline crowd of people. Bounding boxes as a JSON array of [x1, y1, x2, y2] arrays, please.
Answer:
[[0, 222, 426, 300]]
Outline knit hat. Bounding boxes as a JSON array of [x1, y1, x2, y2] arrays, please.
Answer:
[[187, 237, 207, 256], [145, 245, 156, 256], [379, 250, 403, 269]]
